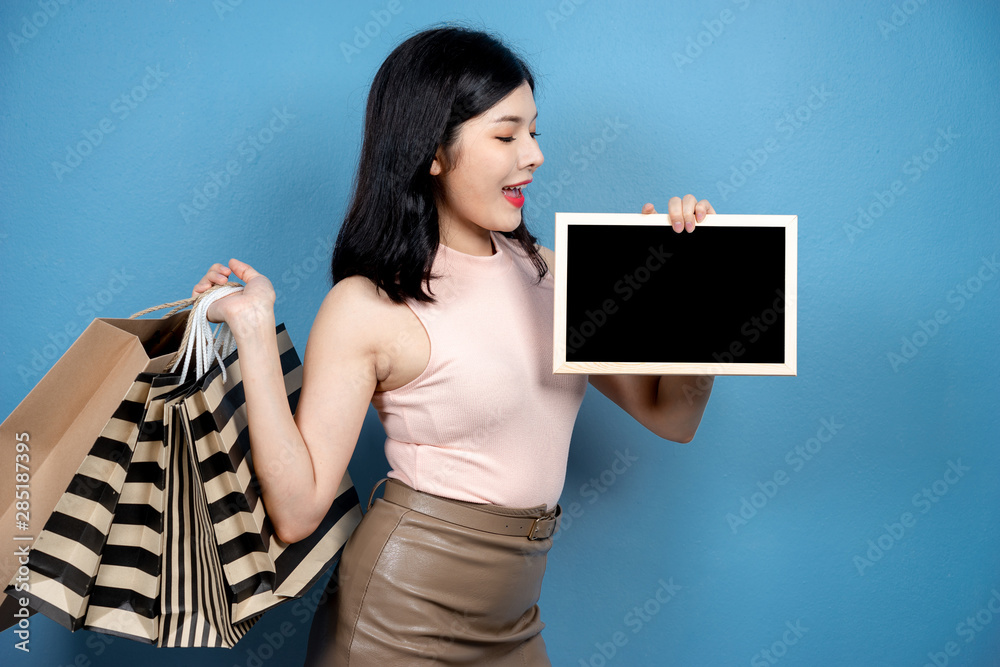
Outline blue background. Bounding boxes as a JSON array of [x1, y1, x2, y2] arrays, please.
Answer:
[[2, 1, 998, 665]]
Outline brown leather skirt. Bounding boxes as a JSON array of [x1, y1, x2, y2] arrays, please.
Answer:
[[303, 479, 560, 666]]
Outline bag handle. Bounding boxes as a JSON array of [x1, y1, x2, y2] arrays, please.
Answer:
[[129, 282, 245, 382]]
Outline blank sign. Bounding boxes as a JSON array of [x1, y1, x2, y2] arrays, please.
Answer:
[[553, 213, 797, 376]]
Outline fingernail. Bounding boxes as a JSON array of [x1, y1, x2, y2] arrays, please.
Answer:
[[673, 222, 683, 232]]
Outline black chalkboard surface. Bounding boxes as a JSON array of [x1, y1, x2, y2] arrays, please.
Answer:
[[553, 213, 797, 376]]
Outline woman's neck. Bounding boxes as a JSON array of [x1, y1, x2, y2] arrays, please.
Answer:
[[439, 227, 496, 256]]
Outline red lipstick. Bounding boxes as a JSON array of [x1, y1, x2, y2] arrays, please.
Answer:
[[502, 179, 531, 208]]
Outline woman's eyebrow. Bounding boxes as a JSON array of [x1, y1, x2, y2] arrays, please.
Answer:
[[491, 112, 539, 124]]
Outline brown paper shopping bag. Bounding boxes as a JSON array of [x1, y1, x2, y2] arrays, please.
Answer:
[[6, 285, 362, 647], [0, 311, 189, 631], [4, 372, 172, 632], [4, 292, 224, 643]]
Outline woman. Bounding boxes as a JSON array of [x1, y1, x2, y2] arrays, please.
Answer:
[[192, 26, 716, 665]]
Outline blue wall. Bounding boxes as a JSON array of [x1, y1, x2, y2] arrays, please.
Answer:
[[2, 1, 998, 665]]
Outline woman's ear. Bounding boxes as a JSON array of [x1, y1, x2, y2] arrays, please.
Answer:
[[430, 146, 446, 176]]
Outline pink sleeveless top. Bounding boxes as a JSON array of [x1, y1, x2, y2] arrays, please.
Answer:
[[370, 230, 588, 510]]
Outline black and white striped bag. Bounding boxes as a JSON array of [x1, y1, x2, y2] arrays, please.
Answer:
[[6, 287, 362, 648], [81, 372, 193, 643], [173, 324, 362, 626], [3, 371, 161, 632]]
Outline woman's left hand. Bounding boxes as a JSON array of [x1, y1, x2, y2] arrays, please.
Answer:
[[641, 195, 716, 233]]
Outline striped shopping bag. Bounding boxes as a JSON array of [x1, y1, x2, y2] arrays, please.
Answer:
[[0, 310, 189, 629], [5, 286, 363, 647], [145, 322, 361, 647], [3, 369, 174, 631], [174, 326, 362, 625], [80, 372, 193, 643]]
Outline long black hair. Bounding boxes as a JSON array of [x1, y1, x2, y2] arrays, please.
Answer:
[[330, 25, 548, 303]]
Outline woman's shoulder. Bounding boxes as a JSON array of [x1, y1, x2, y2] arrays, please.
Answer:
[[320, 274, 401, 327], [328, 273, 383, 302], [310, 275, 392, 354], [313, 275, 413, 370]]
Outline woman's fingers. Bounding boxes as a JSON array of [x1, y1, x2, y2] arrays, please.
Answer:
[[681, 194, 699, 232], [228, 257, 262, 283], [666, 194, 716, 232], [212, 262, 233, 284], [192, 263, 234, 298], [667, 196, 684, 232], [695, 199, 716, 222]]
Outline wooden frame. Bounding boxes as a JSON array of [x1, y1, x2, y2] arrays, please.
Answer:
[[553, 213, 797, 376]]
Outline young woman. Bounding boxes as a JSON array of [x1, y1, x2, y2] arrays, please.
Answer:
[[192, 26, 716, 665]]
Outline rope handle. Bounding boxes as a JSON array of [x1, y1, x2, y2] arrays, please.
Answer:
[[129, 282, 246, 382]]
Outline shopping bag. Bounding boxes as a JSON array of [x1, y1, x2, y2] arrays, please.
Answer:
[[72, 287, 267, 647], [79, 373, 193, 643], [150, 289, 362, 646], [0, 310, 189, 630], [7, 285, 362, 647], [146, 303, 361, 645], [175, 323, 362, 624], [156, 383, 258, 647], [4, 371, 171, 632]]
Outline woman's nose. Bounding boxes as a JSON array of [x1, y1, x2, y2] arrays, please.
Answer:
[[521, 139, 544, 171]]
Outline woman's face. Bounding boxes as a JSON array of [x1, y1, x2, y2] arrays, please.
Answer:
[[431, 81, 543, 248]]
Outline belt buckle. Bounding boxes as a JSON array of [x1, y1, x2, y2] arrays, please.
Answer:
[[528, 515, 557, 540]]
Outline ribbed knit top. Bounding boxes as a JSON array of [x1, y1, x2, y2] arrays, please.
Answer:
[[370, 230, 589, 510]]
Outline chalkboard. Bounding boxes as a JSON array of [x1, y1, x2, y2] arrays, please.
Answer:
[[553, 213, 797, 376]]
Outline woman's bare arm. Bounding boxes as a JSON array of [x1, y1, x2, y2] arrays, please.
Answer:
[[197, 262, 378, 543]]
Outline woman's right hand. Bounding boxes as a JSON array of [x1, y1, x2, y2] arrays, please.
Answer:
[[192, 258, 276, 333]]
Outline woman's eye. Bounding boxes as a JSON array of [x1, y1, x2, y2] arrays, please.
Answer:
[[497, 132, 540, 143]]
